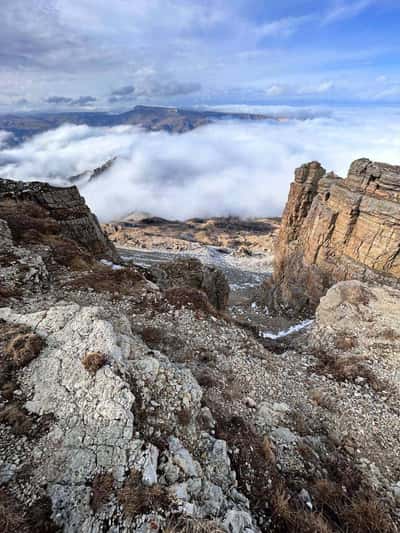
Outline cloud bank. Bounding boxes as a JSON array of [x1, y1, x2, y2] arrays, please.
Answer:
[[0, 108, 400, 222]]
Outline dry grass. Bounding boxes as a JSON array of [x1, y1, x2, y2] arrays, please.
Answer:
[[262, 435, 276, 464], [90, 472, 114, 512], [313, 350, 385, 392], [176, 407, 192, 426], [193, 368, 219, 388], [0, 489, 29, 533], [5, 332, 44, 368], [163, 517, 225, 532], [0, 284, 22, 304], [334, 334, 358, 351], [66, 267, 144, 295], [81, 352, 107, 375], [117, 470, 171, 516], [0, 489, 60, 533], [163, 287, 219, 317]]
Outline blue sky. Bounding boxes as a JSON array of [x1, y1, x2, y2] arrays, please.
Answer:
[[1, 0, 400, 110]]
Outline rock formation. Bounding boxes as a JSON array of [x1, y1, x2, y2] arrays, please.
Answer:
[[0, 178, 118, 262], [150, 258, 230, 311], [268, 158, 400, 315]]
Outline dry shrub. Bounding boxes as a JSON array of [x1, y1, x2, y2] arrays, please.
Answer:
[[176, 407, 192, 426], [0, 284, 22, 303], [310, 389, 336, 411], [45, 235, 93, 270], [342, 492, 397, 533], [0, 489, 60, 533], [163, 517, 225, 532], [141, 326, 165, 347], [67, 267, 143, 295], [313, 350, 384, 392], [0, 252, 18, 267], [5, 332, 44, 368], [0, 402, 54, 437], [0, 488, 28, 533], [381, 328, 400, 340], [81, 352, 107, 375], [117, 470, 171, 516], [0, 200, 59, 244], [90, 472, 114, 512], [262, 436, 276, 464], [193, 368, 218, 388], [334, 334, 358, 351], [163, 287, 219, 317]]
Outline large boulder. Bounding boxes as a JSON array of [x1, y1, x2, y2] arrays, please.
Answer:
[[150, 257, 229, 311]]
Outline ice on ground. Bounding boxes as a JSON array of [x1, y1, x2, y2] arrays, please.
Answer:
[[261, 319, 314, 340], [100, 259, 124, 270]]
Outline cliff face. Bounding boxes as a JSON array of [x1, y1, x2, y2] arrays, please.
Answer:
[[0, 178, 118, 261], [270, 158, 400, 315]]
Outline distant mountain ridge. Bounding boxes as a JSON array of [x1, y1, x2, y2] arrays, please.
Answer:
[[0, 105, 276, 142]]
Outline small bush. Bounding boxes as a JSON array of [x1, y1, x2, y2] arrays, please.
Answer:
[[81, 352, 107, 375], [5, 333, 44, 368], [334, 334, 358, 351], [0, 489, 60, 533], [313, 350, 384, 392], [90, 472, 114, 512], [163, 287, 219, 317], [117, 470, 171, 516], [163, 517, 225, 532], [67, 267, 143, 295], [176, 407, 192, 426]]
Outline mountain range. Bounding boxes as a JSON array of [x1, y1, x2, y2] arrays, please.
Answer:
[[0, 105, 275, 142]]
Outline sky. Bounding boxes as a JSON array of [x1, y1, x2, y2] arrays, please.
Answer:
[[2, 0, 400, 111]]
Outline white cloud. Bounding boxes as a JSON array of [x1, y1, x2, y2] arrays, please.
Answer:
[[323, 0, 374, 24], [257, 15, 312, 39], [297, 81, 335, 95], [265, 85, 287, 97], [1, 107, 400, 222]]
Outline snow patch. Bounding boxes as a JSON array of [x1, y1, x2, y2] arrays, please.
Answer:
[[261, 319, 314, 340], [100, 259, 124, 270]]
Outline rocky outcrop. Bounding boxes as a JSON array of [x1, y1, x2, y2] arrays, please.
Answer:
[[150, 258, 230, 311], [0, 178, 118, 261], [268, 159, 400, 315]]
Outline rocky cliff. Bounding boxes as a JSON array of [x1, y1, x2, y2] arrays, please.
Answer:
[[268, 158, 400, 315], [0, 178, 118, 262]]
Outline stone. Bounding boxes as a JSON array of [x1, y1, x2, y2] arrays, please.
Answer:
[[150, 257, 229, 310]]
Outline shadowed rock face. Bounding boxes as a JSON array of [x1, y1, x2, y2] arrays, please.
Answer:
[[268, 158, 400, 315], [0, 178, 118, 261]]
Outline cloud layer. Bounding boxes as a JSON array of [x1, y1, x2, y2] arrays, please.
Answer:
[[1, 107, 400, 221]]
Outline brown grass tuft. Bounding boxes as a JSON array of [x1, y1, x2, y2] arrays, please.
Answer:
[[0, 490, 60, 533], [5, 332, 44, 368], [81, 352, 107, 375], [163, 287, 219, 317], [313, 350, 385, 392], [90, 472, 114, 512], [67, 267, 143, 294], [117, 470, 171, 516], [163, 517, 225, 532]]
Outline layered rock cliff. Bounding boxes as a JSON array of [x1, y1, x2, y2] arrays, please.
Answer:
[[0, 178, 118, 262], [268, 158, 400, 315]]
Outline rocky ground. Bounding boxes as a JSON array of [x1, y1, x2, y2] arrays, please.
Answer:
[[0, 180, 399, 532]]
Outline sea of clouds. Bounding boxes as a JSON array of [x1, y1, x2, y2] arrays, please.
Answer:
[[0, 106, 400, 221]]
